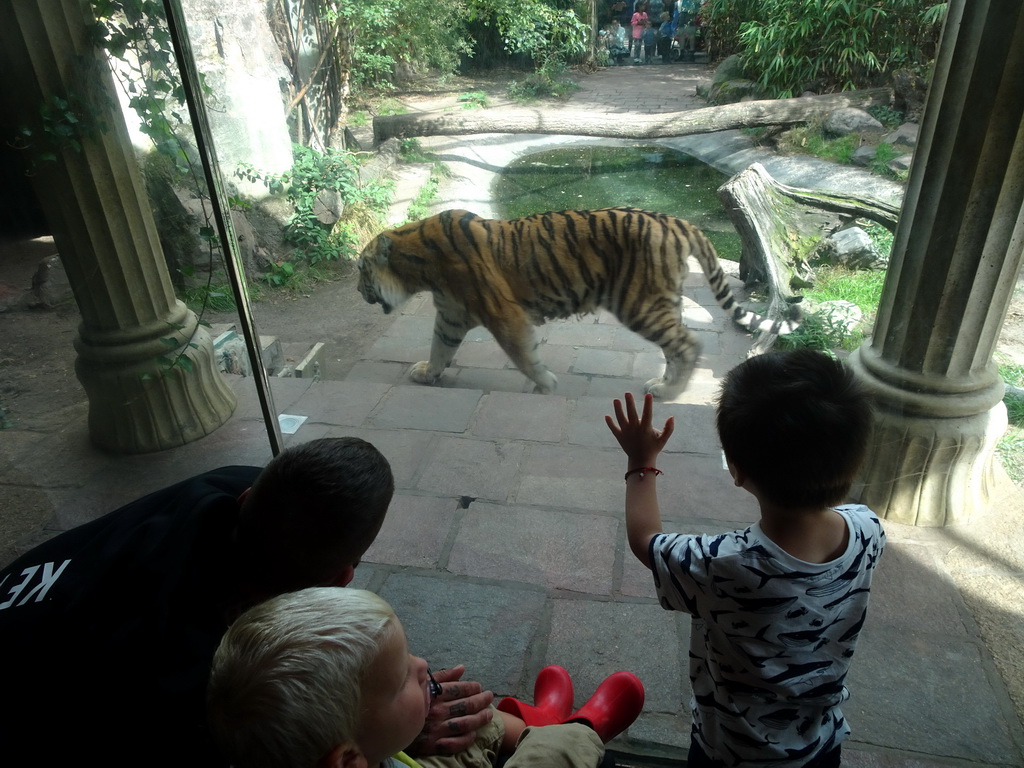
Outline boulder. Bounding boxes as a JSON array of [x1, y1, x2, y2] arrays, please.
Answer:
[[713, 54, 746, 82], [851, 144, 878, 167], [706, 55, 762, 105], [30, 254, 74, 308], [822, 226, 888, 270], [888, 153, 915, 174], [883, 122, 920, 149], [0, 282, 27, 313], [823, 107, 884, 137], [892, 68, 928, 122], [709, 78, 762, 105]]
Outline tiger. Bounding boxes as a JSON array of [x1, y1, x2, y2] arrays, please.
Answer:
[[356, 207, 800, 398]]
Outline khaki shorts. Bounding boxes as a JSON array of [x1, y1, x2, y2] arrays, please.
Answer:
[[415, 709, 603, 768]]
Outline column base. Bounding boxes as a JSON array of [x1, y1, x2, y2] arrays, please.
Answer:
[[848, 347, 1007, 526], [74, 302, 237, 454]]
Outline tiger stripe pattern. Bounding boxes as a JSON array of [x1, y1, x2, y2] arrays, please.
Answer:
[[357, 207, 800, 398]]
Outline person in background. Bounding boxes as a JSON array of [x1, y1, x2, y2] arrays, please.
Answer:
[[641, 19, 657, 64], [630, 0, 649, 63], [657, 12, 674, 63], [604, 18, 630, 65]]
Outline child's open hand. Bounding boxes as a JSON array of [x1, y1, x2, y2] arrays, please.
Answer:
[[606, 392, 675, 465]]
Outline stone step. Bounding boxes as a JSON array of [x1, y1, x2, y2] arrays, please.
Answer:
[[210, 324, 324, 380]]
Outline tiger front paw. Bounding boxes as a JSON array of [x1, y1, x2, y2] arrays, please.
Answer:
[[408, 361, 441, 385], [644, 377, 684, 400], [531, 369, 558, 395]]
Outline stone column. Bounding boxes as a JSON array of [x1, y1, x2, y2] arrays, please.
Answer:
[[0, 0, 236, 453], [848, 0, 1024, 525]]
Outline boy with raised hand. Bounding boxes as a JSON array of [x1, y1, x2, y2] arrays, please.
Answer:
[[606, 349, 886, 768], [208, 587, 644, 768]]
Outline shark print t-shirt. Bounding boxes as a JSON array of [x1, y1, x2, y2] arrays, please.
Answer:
[[649, 505, 885, 767]]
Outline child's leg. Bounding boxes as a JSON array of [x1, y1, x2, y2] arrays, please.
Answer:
[[502, 724, 604, 768], [497, 711, 526, 753]]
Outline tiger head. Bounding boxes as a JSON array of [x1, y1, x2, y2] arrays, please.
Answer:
[[357, 233, 411, 315]]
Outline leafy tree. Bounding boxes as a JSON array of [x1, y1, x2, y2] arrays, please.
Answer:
[[331, 0, 474, 96], [467, 0, 590, 62], [702, 0, 946, 98], [336, 0, 593, 100]]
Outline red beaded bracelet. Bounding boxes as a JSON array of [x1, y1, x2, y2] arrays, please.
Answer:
[[624, 466, 663, 481]]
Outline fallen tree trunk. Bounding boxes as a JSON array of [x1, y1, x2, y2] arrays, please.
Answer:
[[373, 88, 890, 146], [718, 162, 899, 352]]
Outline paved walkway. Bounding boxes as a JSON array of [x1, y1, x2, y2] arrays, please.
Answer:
[[264, 63, 1024, 766], [4, 63, 1023, 766]]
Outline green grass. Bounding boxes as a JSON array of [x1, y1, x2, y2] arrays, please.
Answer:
[[994, 360, 1024, 483], [404, 163, 451, 223], [802, 132, 860, 164], [457, 91, 489, 109], [376, 98, 407, 116], [399, 138, 434, 164], [778, 264, 886, 352], [870, 142, 908, 180], [775, 118, 907, 180]]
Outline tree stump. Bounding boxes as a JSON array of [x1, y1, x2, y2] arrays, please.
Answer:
[[717, 162, 900, 351]]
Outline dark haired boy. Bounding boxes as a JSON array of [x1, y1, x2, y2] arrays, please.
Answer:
[[606, 349, 886, 768]]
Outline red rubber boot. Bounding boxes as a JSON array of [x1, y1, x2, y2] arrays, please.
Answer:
[[565, 671, 645, 742], [496, 665, 575, 726]]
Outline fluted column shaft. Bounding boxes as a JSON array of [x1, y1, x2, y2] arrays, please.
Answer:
[[849, 0, 1024, 525], [0, 0, 235, 453]]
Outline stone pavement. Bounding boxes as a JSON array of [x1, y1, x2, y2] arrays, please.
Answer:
[[3, 63, 1023, 767]]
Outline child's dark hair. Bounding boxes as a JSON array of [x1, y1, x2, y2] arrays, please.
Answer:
[[716, 350, 872, 509]]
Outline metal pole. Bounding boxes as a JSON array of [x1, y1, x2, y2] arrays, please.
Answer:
[[162, 0, 284, 455]]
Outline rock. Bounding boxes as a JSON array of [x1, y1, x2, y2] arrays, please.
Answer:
[[178, 197, 263, 283], [30, 254, 74, 308], [345, 124, 375, 152], [0, 281, 28, 312], [851, 144, 878, 167], [892, 67, 928, 122], [713, 54, 746, 82], [883, 122, 919, 149], [823, 107, 884, 137], [706, 55, 762, 105], [888, 153, 914, 173], [822, 226, 888, 270], [708, 79, 761, 105]]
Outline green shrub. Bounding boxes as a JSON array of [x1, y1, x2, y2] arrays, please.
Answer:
[[508, 58, 581, 102], [457, 91, 490, 109], [237, 145, 393, 276], [868, 104, 906, 129], [702, 0, 945, 98], [400, 138, 434, 163]]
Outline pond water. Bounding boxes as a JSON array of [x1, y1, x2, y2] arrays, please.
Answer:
[[492, 144, 742, 261]]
